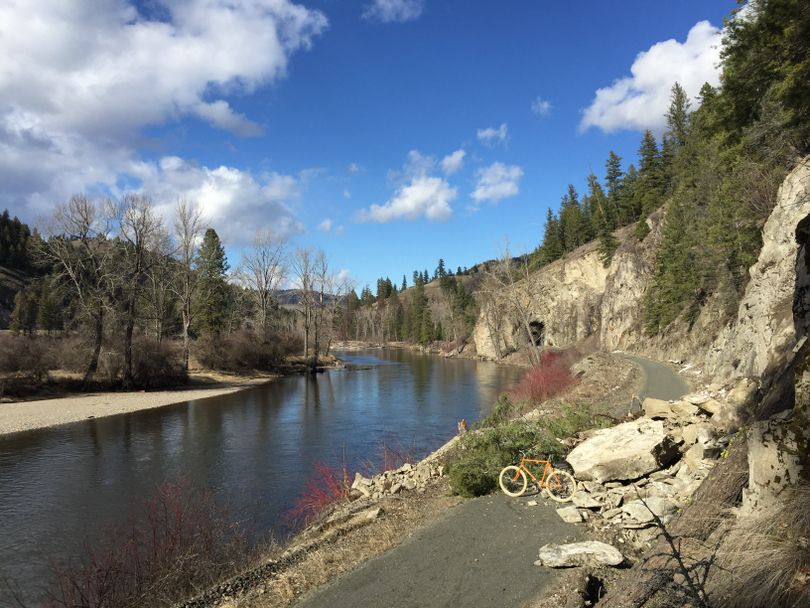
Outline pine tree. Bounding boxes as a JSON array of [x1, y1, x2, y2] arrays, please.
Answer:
[[537, 209, 563, 266], [36, 280, 62, 333], [401, 275, 407, 291], [194, 228, 230, 335], [666, 82, 691, 149], [559, 185, 588, 252], [10, 288, 38, 334]]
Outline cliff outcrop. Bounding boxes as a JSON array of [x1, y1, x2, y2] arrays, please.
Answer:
[[474, 157, 810, 388]]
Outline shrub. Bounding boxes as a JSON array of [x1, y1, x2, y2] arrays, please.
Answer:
[[41, 482, 251, 608], [52, 335, 92, 373], [448, 406, 607, 498], [509, 350, 576, 404], [474, 393, 515, 429], [287, 461, 349, 525], [194, 329, 293, 372], [131, 337, 186, 389], [0, 334, 57, 380]]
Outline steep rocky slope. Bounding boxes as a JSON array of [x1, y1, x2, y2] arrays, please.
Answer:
[[475, 157, 810, 386]]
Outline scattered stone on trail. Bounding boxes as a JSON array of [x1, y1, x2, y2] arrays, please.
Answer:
[[566, 418, 679, 483], [527, 500, 538, 507], [534, 541, 624, 568], [556, 506, 584, 523]]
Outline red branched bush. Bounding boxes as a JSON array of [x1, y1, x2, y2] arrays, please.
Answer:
[[509, 350, 576, 404], [42, 482, 249, 608], [287, 461, 350, 525]]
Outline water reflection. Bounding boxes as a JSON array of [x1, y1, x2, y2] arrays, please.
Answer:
[[0, 349, 521, 602]]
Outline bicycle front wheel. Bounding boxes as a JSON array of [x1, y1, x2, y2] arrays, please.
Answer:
[[499, 466, 528, 497], [544, 470, 577, 502]]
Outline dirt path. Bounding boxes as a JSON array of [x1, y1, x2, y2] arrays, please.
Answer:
[[294, 493, 583, 608]]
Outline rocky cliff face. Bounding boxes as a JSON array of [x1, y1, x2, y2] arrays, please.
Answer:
[[473, 241, 610, 359], [474, 157, 810, 385]]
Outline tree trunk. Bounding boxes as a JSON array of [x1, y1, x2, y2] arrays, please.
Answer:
[[122, 295, 136, 389], [83, 305, 103, 384]]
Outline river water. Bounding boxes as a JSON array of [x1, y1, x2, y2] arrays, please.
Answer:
[[0, 349, 523, 603]]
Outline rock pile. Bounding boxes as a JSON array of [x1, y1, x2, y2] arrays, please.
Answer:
[[552, 379, 754, 542], [349, 461, 444, 501]]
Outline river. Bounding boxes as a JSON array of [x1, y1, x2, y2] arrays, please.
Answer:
[[0, 349, 523, 603]]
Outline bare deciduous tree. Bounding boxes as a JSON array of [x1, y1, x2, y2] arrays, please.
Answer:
[[172, 200, 202, 371], [115, 194, 163, 388], [292, 247, 315, 360], [40, 195, 115, 382], [484, 242, 541, 364], [237, 230, 286, 337]]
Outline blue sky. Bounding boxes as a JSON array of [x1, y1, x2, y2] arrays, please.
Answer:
[[0, 0, 738, 289]]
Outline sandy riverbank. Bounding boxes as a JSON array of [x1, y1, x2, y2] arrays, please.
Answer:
[[0, 374, 275, 436]]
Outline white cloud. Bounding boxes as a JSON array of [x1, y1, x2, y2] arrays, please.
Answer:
[[347, 162, 364, 174], [317, 217, 333, 232], [579, 20, 722, 133], [476, 123, 509, 146], [441, 149, 466, 175], [0, 0, 327, 215], [363, 0, 424, 23], [343, 189, 351, 199], [135, 156, 304, 245], [531, 97, 552, 116], [471, 162, 523, 204], [358, 176, 456, 222]]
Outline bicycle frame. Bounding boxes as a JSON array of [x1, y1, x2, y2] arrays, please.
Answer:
[[512, 456, 562, 490]]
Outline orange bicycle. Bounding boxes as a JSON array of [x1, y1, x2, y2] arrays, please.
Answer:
[[498, 451, 577, 502]]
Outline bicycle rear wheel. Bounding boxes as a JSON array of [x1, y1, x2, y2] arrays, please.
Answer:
[[498, 466, 528, 497], [544, 470, 576, 502]]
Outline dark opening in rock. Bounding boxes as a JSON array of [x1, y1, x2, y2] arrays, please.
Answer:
[[529, 320, 545, 346]]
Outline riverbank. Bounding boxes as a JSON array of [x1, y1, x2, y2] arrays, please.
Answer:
[[0, 371, 277, 436]]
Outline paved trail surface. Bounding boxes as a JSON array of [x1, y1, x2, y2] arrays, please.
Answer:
[[295, 494, 582, 608], [294, 355, 688, 608]]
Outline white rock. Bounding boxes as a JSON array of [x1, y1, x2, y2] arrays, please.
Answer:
[[573, 493, 604, 509], [556, 506, 583, 523], [622, 496, 676, 523], [534, 541, 624, 568], [642, 398, 674, 419], [566, 418, 679, 483]]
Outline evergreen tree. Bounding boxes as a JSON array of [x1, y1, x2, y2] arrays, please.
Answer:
[[36, 280, 62, 332], [559, 185, 588, 251], [666, 82, 691, 149], [435, 258, 446, 279], [401, 275, 407, 291], [537, 209, 563, 266], [10, 287, 38, 334], [194, 228, 230, 335]]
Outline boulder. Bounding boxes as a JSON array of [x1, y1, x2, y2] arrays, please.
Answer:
[[726, 377, 758, 408], [670, 400, 700, 418], [622, 496, 677, 523], [696, 398, 723, 415], [683, 392, 712, 406], [642, 398, 674, 419], [573, 492, 604, 509], [556, 506, 583, 523], [566, 418, 679, 483], [682, 422, 714, 445], [351, 473, 372, 490], [534, 541, 624, 568]]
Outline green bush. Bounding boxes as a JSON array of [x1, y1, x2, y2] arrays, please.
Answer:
[[474, 393, 515, 429], [448, 406, 608, 498]]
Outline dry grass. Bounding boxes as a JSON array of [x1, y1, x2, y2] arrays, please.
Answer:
[[230, 480, 462, 608], [709, 484, 810, 608]]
